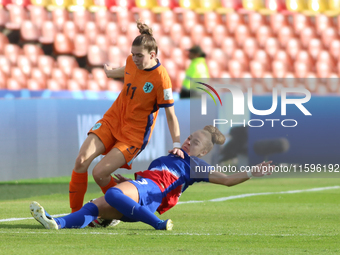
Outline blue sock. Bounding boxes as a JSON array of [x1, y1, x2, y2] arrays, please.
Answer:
[[105, 188, 162, 229], [54, 203, 99, 229]]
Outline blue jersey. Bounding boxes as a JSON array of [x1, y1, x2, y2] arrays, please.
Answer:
[[135, 149, 211, 214]]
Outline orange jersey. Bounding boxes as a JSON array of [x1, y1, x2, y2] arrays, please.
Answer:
[[103, 55, 174, 149]]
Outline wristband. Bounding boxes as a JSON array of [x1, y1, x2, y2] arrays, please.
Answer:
[[246, 170, 253, 178], [173, 142, 181, 149]]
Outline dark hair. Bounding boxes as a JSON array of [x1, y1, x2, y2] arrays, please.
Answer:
[[202, 125, 226, 152], [132, 20, 158, 55]]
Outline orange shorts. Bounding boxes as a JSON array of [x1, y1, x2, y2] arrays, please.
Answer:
[[88, 120, 140, 170]]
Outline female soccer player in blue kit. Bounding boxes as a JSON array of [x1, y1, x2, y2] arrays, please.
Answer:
[[30, 126, 273, 230]]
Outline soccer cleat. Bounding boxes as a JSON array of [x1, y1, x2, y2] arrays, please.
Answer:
[[88, 218, 121, 228], [30, 201, 58, 230], [156, 219, 173, 230]]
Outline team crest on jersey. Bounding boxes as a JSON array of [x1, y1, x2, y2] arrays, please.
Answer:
[[92, 123, 102, 130], [143, 82, 154, 93]]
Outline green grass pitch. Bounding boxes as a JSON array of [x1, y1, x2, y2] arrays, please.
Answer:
[[0, 176, 339, 255]]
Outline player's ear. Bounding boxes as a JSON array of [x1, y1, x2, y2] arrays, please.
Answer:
[[150, 51, 156, 59]]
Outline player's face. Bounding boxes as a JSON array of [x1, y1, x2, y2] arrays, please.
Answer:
[[131, 46, 156, 70], [181, 131, 208, 157]]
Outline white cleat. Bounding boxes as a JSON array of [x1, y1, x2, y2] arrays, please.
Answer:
[[30, 201, 58, 230]]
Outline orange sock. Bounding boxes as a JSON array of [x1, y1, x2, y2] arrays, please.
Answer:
[[69, 170, 88, 213], [100, 176, 117, 194]]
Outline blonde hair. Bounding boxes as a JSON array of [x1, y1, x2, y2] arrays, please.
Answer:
[[132, 20, 158, 54], [202, 125, 226, 152]]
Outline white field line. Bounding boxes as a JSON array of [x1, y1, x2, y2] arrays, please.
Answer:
[[0, 185, 339, 223]]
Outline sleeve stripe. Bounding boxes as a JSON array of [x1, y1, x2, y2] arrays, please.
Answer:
[[158, 103, 174, 108]]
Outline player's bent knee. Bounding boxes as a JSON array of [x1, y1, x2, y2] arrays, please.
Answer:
[[74, 154, 90, 173]]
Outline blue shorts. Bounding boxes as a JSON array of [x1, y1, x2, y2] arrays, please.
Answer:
[[120, 178, 163, 222]]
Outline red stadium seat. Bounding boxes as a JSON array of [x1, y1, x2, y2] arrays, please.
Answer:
[[107, 79, 124, 92], [161, 11, 176, 35], [54, 33, 74, 55], [204, 12, 222, 34], [47, 79, 62, 91], [0, 0, 11, 9], [210, 48, 227, 70], [23, 44, 44, 67], [234, 24, 249, 48], [220, 0, 242, 10], [95, 34, 109, 52], [294, 62, 309, 78], [286, 38, 301, 61], [63, 21, 78, 41], [11, 67, 27, 88], [158, 36, 174, 58], [248, 12, 264, 36], [199, 36, 214, 56], [106, 22, 119, 45], [28, 5, 49, 30], [221, 37, 236, 59], [87, 79, 100, 91], [274, 50, 293, 71], [250, 60, 264, 78], [315, 15, 332, 36], [20, 20, 39, 42], [92, 68, 108, 90], [228, 60, 243, 78], [17, 55, 32, 78], [67, 79, 82, 91], [38, 55, 55, 78], [116, 9, 134, 34], [232, 49, 249, 72], [264, 37, 279, 59], [156, 0, 179, 9], [6, 4, 27, 30], [329, 39, 340, 60], [73, 34, 88, 58], [212, 24, 227, 48], [308, 38, 323, 60], [321, 27, 338, 49], [73, 9, 92, 33], [116, 34, 130, 56], [7, 78, 22, 90], [137, 8, 156, 26], [225, 12, 243, 35], [316, 61, 331, 78], [170, 23, 184, 47], [0, 32, 9, 55], [39, 21, 56, 45], [253, 49, 270, 71], [170, 47, 185, 69], [256, 25, 272, 48], [277, 26, 293, 48], [0, 8, 9, 29], [179, 36, 193, 52], [52, 8, 69, 32], [4, 44, 21, 66], [317, 50, 335, 70], [190, 24, 206, 46], [126, 22, 140, 43], [51, 68, 67, 89], [243, 37, 258, 60], [207, 59, 222, 78], [300, 27, 316, 49], [293, 13, 311, 36], [84, 21, 98, 44], [0, 70, 7, 89], [30, 68, 47, 89], [270, 13, 287, 36], [162, 58, 178, 89], [0, 56, 11, 76], [57, 55, 79, 78], [95, 10, 112, 33], [108, 46, 122, 68], [71, 68, 88, 90], [272, 60, 286, 78], [182, 10, 198, 34], [27, 79, 44, 90]]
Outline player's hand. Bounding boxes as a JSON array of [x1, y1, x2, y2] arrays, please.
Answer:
[[113, 174, 132, 184], [104, 63, 113, 77], [169, 147, 184, 159], [251, 161, 274, 177]]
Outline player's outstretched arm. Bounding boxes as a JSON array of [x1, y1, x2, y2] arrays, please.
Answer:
[[209, 161, 274, 187], [104, 64, 125, 78], [165, 106, 184, 159]]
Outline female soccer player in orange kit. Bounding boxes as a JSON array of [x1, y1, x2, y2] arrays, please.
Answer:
[[69, 20, 184, 213]]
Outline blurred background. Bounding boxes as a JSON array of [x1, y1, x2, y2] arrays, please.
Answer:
[[1, 0, 340, 181]]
